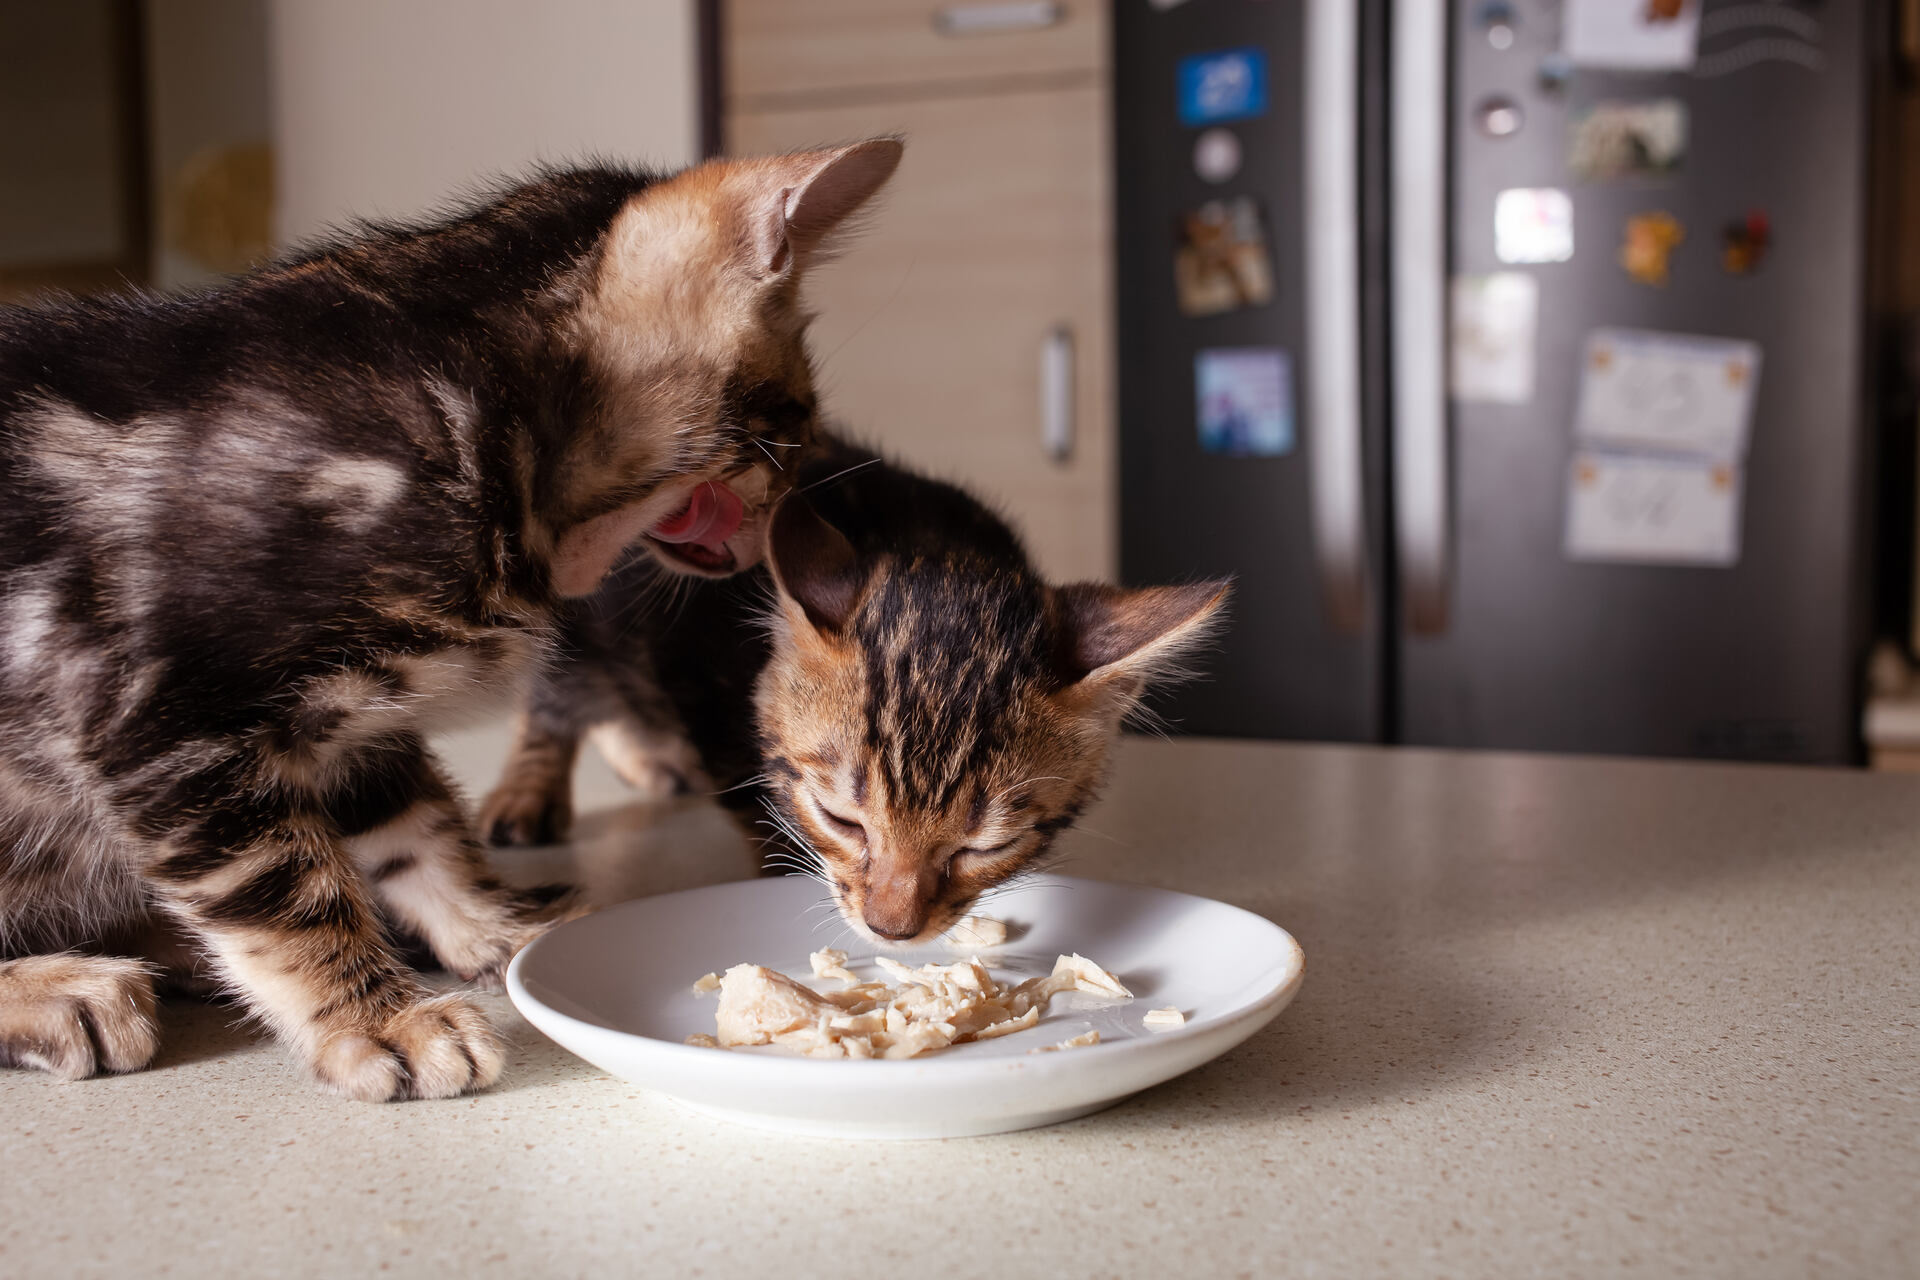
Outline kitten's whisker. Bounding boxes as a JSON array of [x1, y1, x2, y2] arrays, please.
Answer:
[[796, 456, 881, 496]]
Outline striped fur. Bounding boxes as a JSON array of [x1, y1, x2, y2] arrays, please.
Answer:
[[0, 141, 903, 1098], [485, 437, 1230, 945]]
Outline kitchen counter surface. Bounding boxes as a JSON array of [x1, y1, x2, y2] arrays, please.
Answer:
[[3, 733, 1916, 1277]]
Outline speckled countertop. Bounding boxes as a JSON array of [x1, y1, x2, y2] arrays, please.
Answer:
[[3, 733, 1916, 1277]]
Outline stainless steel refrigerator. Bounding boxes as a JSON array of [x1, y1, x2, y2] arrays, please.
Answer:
[[1116, 0, 1883, 762]]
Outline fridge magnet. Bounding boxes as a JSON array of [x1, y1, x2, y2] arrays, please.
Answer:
[[1177, 48, 1269, 127], [1568, 100, 1687, 180], [1564, 451, 1742, 567], [1619, 210, 1684, 285], [1174, 197, 1276, 317], [1536, 52, 1573, 93], [1562, 0, 1701, 71], [1191, 128, 1242, 184], [1494, 187, 1574, 264], [1720, 210, 1771, 275], [1474, 94, 1525, 138], [1475, 0, 1518, 51], [1575, 328, 1762, 459], [1450, 272, 1540, 405], [1195, 347, 1294, 457]]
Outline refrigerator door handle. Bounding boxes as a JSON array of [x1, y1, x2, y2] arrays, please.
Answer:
[[1304, 0, 1368, 636], [1390, 0, 1451, 634]]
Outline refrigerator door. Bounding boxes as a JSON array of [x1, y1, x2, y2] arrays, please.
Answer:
[[1398, 0, 1872, 762], [1115, 0, 1387, 741]]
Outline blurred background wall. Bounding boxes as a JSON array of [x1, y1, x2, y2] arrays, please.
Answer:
[[268, 0, 697, 244]]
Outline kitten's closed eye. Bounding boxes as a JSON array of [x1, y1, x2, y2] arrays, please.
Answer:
[[814, 802, 867, 848], [951, 835, 1025, 876]]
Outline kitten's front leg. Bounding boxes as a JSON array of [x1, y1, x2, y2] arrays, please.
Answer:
[[337, 736, 577, 986], [140, 771, 502, 1101]]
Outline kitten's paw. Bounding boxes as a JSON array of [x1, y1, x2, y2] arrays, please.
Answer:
[[0, 955, 160, 1080], [314, 994, 504, 1101], [479, 778, 571, 847]]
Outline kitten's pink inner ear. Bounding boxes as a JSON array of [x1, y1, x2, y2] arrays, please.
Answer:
[[760, 192, 794, 276], [767, 496, 864, 633], [754, 137, 904, 277], [1055, 580, 1233, 681]]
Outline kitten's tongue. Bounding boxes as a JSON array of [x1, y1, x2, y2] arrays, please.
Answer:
[[649, 482, 744, 553]]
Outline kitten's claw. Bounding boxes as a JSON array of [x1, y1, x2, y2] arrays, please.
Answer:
[[0, 955, 160, 1080], [312, 994, 504, 1101]]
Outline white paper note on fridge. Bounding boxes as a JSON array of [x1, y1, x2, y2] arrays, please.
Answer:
[[1574, 328, 1762, 461], [1563, 0, 1701, 70], [1451, 272, 1539, 405], [1565, 451, 1743, 567]]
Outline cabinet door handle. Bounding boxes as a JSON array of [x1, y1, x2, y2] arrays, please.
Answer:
[[934, 2, 1064, 37], [1041, 325, 1074, 462]]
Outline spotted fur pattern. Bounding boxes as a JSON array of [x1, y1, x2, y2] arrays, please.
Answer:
[[0, 141, 904, 1097], [485, 437, 1230, 945]]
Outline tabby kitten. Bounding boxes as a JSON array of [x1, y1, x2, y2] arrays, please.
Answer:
[[0, 139, 903, 1098], [484, 438, 1229, 945]]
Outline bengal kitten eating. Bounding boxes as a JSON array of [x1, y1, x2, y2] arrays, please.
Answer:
[[483, 438, 1229, 945], [0, 139, 904, 1098]]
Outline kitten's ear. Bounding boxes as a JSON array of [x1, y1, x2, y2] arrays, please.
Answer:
[[1052, 580, 1232, 691], [745, 138, 904, 278], [767, 493, 866, 634]]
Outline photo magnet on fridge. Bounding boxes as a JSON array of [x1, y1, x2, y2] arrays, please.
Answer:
[[1575, 328, 1761, 460], [1174, 196, 1276, 317], [1565, 451, 1742, 567], [1195, 348, 1294, 457], [1451, 273, 1540, 405], [1568, 100, 1687, 180], [1177, 48, 1268, 126], [1563, 0, 1701, 71], [1495, 188, 1575, 264]]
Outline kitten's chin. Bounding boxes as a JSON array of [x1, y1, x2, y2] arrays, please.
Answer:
[[643, 534, 738, 577]]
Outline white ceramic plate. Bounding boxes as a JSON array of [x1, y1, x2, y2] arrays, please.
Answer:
[[507, 874, 1305, 1139]]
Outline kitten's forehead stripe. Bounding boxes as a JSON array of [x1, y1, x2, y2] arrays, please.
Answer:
[[853, 561, 1048, 816]]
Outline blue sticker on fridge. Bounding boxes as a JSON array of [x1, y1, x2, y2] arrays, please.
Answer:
[[1177, 48, 1269, 126], [1196, 348, 1294, 457]]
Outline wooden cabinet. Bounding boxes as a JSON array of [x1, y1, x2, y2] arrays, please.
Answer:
[[723, 2, 1113, 582]]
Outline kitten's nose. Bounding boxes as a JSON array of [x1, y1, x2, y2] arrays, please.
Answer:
[[862, 853, 935, 941], [861, 896, 928, 941]]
